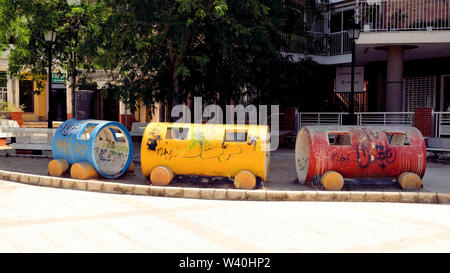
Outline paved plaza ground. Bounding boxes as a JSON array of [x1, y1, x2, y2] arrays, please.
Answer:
[[0, 179, 449, 252]]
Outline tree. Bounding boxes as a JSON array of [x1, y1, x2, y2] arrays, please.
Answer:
[[89, 0, 324, 116], [1, 0, 326, 119], [0, 0, 104, 95]]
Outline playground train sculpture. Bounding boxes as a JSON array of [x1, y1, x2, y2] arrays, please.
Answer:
[[48, 119, 426, 191]]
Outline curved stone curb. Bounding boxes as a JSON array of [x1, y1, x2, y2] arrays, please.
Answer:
[[0, 169, 450, 204]]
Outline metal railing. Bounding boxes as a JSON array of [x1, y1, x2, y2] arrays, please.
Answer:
[[329, 31, 352, 56], [296, 111, 415, 132], [357, 0, 450, 31], [357, 112, 414, 126], [296, 112, 347, 132], [283, 0, 450, 55], [434, 111, 450, 138], [282, 31, 352, 56]]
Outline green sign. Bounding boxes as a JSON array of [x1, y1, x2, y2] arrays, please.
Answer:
[[51, 73, 67, 83]]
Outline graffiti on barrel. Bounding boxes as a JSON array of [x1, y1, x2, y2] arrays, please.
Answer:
[[140, 122, 270, 189], [295, 126, 427, 191], [51, 119, 133, 179]]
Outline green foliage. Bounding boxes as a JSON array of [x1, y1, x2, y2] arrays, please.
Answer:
[[0, 100, 25, 112], [89, 0, 323, 113], [0, 0, 104, 93], [1, 0, 325, 113]]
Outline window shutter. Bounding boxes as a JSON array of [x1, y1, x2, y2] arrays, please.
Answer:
[[403, 76, 436, 112]]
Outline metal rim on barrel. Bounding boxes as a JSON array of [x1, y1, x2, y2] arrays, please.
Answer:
[[295, 128, 310, 184], [90, 121, 133, 179]]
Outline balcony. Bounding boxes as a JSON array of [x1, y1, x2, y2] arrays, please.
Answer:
[[282, 31, 352, 56], [357, 0, 450, 32], [282, 0, 450, 58]]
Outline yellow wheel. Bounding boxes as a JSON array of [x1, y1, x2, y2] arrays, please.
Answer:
[[150, 166, 174, 186], [70, 162, 98, 180], [321, 171, 344, 191], [234, 170, 257, 190], [48, 159, 69, 177], [127, 161, 136, 173], [398, 172, 422, 190]]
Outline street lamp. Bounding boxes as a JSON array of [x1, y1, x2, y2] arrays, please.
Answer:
[[44, 29, 56, 128], [347, 23, 360, 125], [67, 0, 81, 120]]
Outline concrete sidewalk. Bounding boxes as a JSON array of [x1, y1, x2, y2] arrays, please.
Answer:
[[1, 146, 450, 193], [1, 179, 449, 253]]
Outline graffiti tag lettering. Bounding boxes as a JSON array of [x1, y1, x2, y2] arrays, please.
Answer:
[[356, 144, 396, 169], [156, 147, 174, 160]]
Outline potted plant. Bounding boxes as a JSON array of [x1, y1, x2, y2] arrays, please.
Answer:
[[0, 100, 25, 127], [0, 100, 11, 119]]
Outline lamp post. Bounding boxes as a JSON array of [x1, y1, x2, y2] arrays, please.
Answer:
[[44, 30, 57, 128], [67, 0, 81, 120], [347, 23, 360, 125]]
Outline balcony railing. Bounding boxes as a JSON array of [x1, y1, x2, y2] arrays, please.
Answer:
[[296, 111, 415, 132], [283, 0, 450, 55], [282, 31, 352, 55], [357, 0, 450, 31], [434, 111, 450, 138]]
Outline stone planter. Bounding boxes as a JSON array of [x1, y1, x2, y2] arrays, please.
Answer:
[[0, 112, 10, 119]]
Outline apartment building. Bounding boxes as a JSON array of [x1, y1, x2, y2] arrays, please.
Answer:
[[284, 0, 450, 113]]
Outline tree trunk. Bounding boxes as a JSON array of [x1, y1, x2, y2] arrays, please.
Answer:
[[171, 70, 179, 122]]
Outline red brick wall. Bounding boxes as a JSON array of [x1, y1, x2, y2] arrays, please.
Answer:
[[119, 114, 136, 131], [414, 108, 432, 137]]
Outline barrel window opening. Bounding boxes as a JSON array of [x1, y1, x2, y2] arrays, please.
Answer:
[[224, 130, 248, 142], [94, 125, 131, 176], [166, 127, 189, 140], [110, 128, 126, 143], [78, 125, 96, 140], [328, 132, 351, 146], [386, 132, 410, 146]]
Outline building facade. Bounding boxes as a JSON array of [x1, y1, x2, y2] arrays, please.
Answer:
[[2, 0, 450, 128], [0, 51, 158, 128], [284, 0, 450, 113]]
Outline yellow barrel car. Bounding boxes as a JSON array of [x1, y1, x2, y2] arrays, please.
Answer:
[[140, 122, 270, 189]]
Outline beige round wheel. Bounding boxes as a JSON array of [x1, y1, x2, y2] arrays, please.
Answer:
[[127, 161, 136, 173], [234, 170, 257, 190], [150, 166, 174, 186], [48, 159, 69, 177], [70, 162, 98, 180], [398, 172, 422, 190], [321, 171, 344, 191]]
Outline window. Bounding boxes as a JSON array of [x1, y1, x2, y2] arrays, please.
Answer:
[[328, 132, 351, 145], [78, 125, 96, 140], [109, 128, 126, 143], [330, 9, 355, 33], [19, 80, 34, 112], [342, 10, 355, 31], [386, 132, 410, 146], [403, 76, 436, 111], [225, 130, 248, 142], [330, 12, 342, 33], [0, 72, 7, 102], [166, 127, 189, 140]]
